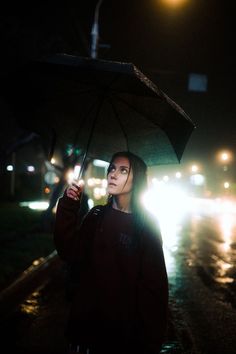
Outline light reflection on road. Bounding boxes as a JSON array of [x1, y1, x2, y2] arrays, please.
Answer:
[[144, 192, 236, 301]]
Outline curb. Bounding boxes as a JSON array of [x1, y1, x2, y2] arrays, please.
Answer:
[[0, 250, 60, 319]]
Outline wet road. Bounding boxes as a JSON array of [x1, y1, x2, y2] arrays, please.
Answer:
[[161, 197, 236, 354], [1, 197, 236, 353]]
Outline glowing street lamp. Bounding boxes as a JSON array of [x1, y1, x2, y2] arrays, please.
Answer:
[[160, 0, 189, 8], [224, 181, 230, 189], [222, 153, 229, 162], [217, 150, 233, 164], [191, 164, 199, 173], [175, 172, 182, 179], [217, 150, 233, 173]]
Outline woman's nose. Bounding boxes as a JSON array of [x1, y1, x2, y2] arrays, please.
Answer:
[[110, 170, 118, 179]]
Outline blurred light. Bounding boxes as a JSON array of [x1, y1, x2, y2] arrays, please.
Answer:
[[27, 165, 35, 172], [163, 175, 169, 182], [100, 187, 107, 196], [102, 179, 108, 188], [66, 169, 74, 184], [6, 165, 13, 171], [191, 164, 199, 173], [224, 182, 230, 189], [19, 201, 49, 210], [222, 153, 229, 161], [44, 171, 57, 185], [20, 290, 40, 315], [93, 187, 102, 199], [212, 198, 236, 214], [142, 183, 189, 230], [190, 174, 205, 186], [28, 201, 49, 210], [220, 213, 233, 240], [217, 150, 233, 164], [92, 186, 107, 199], [188, 73, 208, 92], [88, 178, 95, 187], [66, 165, 81, 183], [74, 165, 81, 180], [93, 159, 109, 168], [216, 213, 235, 283], [33, 259, 41, 266], [66, 144, 73, 156], [142, 183, 189, 275], [44, 187, 51, 194], [88, 198, 94, 209], [175, 172, 182, 179], [50, 157, 56, 164], [54, 176, 60, 183], [160, 0, 188, 8], [151, 177, 159, 185]]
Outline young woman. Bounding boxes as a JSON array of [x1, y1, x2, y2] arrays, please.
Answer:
[[54, 151, 169, 354]]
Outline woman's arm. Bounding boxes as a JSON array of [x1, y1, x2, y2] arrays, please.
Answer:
[[53, 193, 82, 262]]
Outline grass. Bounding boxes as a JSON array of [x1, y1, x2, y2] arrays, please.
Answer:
[[0, 202, 55, 290]]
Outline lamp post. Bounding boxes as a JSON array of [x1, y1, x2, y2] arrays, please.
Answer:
[[90, 0, 104, 59]]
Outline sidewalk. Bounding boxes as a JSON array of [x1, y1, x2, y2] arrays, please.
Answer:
[[0, 251, 196, 354]]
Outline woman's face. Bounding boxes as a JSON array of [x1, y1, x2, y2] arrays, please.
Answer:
[[107, 156, 133, 196]]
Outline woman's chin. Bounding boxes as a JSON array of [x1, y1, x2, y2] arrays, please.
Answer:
[[107, 187, 117, 195]]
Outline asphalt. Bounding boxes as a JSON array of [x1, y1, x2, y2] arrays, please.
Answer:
[[0, 251, 197, 354]]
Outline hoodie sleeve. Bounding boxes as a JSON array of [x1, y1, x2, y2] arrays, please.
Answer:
[[53, 194, 94, 263], [138, 223, 169, 353]]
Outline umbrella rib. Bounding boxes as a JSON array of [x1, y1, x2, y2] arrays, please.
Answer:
[[108, 98, 130, 152], [115, 95, 193, 162], [115, 95, 153, 122]]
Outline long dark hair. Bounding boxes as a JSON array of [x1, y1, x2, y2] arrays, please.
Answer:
[[107, 151, 149, 234]]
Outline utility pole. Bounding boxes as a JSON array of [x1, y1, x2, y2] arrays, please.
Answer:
[[90, 0, 104, 58]]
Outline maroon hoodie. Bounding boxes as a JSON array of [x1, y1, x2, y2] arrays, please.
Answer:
[[54, 194, 168, 354]]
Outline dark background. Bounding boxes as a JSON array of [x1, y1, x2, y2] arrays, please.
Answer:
[[1, 0, 235, 172]]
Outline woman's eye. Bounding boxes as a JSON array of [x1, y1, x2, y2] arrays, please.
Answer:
[[121, 168, 128, 174]]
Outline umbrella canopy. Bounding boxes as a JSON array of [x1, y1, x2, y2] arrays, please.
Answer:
[[3, 54, 195, 167]]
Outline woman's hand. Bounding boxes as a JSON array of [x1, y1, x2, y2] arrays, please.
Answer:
[[66, 180, 84, 201]]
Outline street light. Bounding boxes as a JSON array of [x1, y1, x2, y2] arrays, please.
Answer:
[[160, 0, 188, 8], [191, 164, 199, 173], [222, 153, 229, 162], [224, 181, 230, 189], [217, 150, 233, 163], [217, 150, 233, 172]]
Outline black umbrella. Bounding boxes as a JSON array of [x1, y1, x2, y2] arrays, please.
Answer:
[[3, 54, 195, 171]]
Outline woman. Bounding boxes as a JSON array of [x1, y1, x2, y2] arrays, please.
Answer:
[[54, 151, 169, 354]]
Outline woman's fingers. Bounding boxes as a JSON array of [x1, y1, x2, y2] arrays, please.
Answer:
[[66, 188, 79, 200], [66, 180, 84, 201]]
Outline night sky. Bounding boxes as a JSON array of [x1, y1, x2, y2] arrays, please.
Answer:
[[1, 1, 233, 73], [1, 0, 235, 165]]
